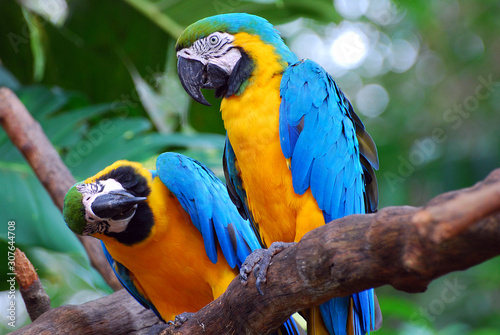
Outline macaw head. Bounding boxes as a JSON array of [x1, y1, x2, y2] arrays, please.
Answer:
[[176, 13, 297, 105], [63, 161, 154, 245]]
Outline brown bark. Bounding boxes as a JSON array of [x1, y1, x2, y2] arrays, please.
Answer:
[[0, 87, 122, 291], [15, 248, 51, 322], [9, 290, 161, 335], [11, 168, 500, 334]]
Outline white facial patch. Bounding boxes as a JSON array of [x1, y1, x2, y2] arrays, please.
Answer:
[[77, 179, 134, 235], [177, 32, 242, 74], [211, 47, 242, 75]]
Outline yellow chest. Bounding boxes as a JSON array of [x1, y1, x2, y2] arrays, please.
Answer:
[[220, 33, 326, 246], [221, 76, 325, 246], [98, 178, 237, 321]]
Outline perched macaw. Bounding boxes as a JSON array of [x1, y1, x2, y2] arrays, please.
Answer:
[[176, 13, 382, 335], [62, 152, 299, 334]]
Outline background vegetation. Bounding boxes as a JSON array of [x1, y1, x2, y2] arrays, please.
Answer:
[[0, 0, 499, 334]]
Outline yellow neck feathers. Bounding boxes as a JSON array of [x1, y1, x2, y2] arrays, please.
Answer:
[[233, 32, 287, 88]]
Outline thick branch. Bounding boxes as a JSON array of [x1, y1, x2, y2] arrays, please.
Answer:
[[412, 177, 500, 242], [10, 290, 160, 335], [12, 168, 500, 334], [0, 87, 121, 290]]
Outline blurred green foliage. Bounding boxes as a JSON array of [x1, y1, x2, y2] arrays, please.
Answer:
[[0, 0, 499, 334]]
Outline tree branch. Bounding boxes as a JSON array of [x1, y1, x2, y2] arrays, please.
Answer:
[[412, 177, 500, 243], [11, 168, 500, 334], [15, 248, 51, 322], [0, 87, 121, 290], [10, 290, 160, 335]]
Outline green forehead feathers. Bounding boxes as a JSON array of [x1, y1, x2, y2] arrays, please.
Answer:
[[175, 13, 297, 64], [63, 184, 86, 235], [176, 14, 252, 50]]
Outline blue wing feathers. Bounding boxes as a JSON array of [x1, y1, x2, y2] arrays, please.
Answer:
[[345, 181, 356, 218], [156, 152, 260, 268], [309, 154, 327, 205], [280, 60, 377, 335], [319, 297, 350, 335], [223, 139, 252, 221], [352, 289, 375, 334], [290, 115, 317, 194], [328, 169, 343, 223]]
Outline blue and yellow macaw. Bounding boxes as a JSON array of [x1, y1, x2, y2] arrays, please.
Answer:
[[62, 152, 299, 334], [176, 13, 382, 335]]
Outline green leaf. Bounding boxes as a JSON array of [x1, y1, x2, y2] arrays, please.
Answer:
[[123, 0, 341, 38], [43, 103, 114, 144], [17, 86, 72, 119], [0, 65, 21, 90], [123, 0, 185, 37], [126, 45, 191, 134], [0, 166, 82, 253], [22, 9, 46, 82]]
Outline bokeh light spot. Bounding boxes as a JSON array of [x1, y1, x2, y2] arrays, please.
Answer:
[[416, 52, 446, 85], [329, 29, 368, 69], [355, 84, 389, 117], [454, 33, 484, 61], [391, 39, 418, 73], [334, 0, 369, 20]]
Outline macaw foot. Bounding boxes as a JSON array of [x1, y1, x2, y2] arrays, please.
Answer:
[[146, 312, 193, 335], [167, 312, 194, 327], [239, 241, 296, 295]]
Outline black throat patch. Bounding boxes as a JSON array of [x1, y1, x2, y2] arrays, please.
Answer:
[[215, 49, 254, 98]]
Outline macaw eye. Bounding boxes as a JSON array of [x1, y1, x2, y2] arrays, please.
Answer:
[[209, 35, 219, 45]]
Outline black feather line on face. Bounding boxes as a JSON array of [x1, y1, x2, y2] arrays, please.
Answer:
[[215, 49, 254, 98], [96, 166, 154, 245], [97, 166, 151, 198]]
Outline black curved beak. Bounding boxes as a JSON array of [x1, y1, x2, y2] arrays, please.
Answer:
[[91, 191, 146, 220], [177, 56, 230, 106]]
